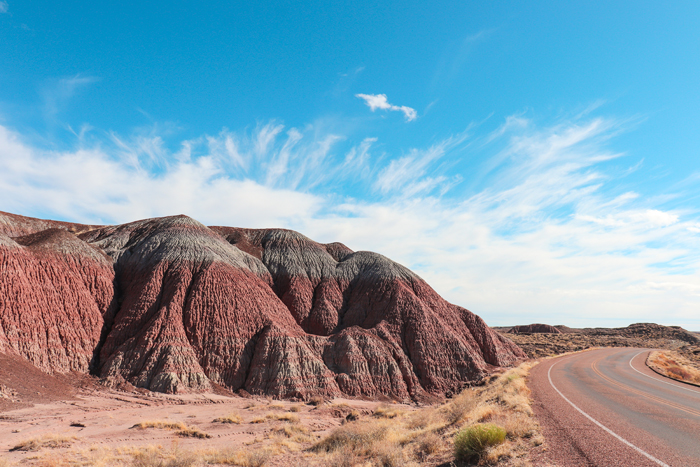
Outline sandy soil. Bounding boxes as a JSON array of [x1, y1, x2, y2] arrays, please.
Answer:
[[0, 382, 414, 465]]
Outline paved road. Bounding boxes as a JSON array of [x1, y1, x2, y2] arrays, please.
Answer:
[[529, 348, 700, 466]]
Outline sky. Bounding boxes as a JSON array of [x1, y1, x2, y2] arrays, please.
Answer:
[[1, 1, 700, 330]]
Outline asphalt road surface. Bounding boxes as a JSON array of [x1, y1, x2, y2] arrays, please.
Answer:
[[529, 348, 700, 466]]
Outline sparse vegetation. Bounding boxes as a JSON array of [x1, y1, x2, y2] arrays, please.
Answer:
[[306, 395, 325, 406], [10, 434, 76, 452], [176, 427, 211, 439], [270, 424, 316, 443], [204, 447, 275, 467], [372, 404, 405, 419], [131, 420, 188, 430], [454, 423, 507, 462], [265, 412, 299, 423], [1, 362, 540, 466], [213, 412, 243, 424], [648, 351, 700, 385], [311, 361, 541, 465], [131, 445, 199, 467]]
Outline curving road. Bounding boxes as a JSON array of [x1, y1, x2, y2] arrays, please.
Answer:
[[529, 348, 700, 466]]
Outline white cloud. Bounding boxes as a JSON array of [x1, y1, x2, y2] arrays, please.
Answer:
[[1, 113, 699, 331], [0, 1, 8, 13], [355, 93, 417, 121]]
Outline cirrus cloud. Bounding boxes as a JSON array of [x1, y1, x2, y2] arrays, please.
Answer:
[[1, 111, 699, 331]]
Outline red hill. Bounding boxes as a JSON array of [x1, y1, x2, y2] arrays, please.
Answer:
[[0, 211, 524, 400]]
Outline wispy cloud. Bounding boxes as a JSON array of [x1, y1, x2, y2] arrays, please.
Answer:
[[41, 75, 99, 125], [0, 1, 8, 13], [355, 93, 417, 121], [1, 112, 699, 330]]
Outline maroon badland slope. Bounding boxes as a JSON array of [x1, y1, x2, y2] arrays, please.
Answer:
[[0, 211, 525, 400]]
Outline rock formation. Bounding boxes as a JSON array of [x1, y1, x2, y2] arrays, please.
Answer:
[[509, 324, 562, 334], [0, 211, 525, 400]]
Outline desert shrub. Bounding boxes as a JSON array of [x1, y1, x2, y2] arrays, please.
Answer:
[[288, 405, 302, 412], [131, 445, 199, 467], [307, 395, 325, 406], [10, 435, 75, 452], [176, 427, 211, 439], [270, 424, 315, 443], [265, 412, 299, 423], [370, 439, 405, 466], [131, 421, 187, 431], [373, 404, 405, 419], [415, 431, 441, 457], [312, 420, 390, 453], [454, 423, 506, 462], [204, 447, 273, 467], [213, 412, 243, 424]]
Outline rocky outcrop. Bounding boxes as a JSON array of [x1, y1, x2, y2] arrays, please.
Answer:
[[509, 324, 562, 334], [0, 211, 525, 400]]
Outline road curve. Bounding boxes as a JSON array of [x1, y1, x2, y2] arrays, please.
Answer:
[[529, 348, 700, 466]]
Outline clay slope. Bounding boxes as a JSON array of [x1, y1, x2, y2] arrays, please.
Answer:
[[0, 211, 525, 400], [0, 227, 115, 374]]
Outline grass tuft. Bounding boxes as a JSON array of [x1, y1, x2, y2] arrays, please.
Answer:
[[10, 434, 76, 452], [176, 427, 211, 439], [372, 404, 405, 419], [131, 420, 188, 431], [454, 423, 507, 462], [213, 412, 243, 424]]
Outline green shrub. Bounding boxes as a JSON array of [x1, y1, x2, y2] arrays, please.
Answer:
[[454, 423, 506, 461]]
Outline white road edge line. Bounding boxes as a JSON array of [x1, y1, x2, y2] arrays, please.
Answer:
[[548, 359, 670, 467], [629, 351, 700, 395]]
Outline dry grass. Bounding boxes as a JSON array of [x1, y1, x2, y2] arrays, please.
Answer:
[[288, 405, 302, 412], [265, 412, 300, 423], [372, 404, 405, 419], [3, 362, 540, 467], [306, 395, 325, 406], [176, 427, 211, 439], [10, 434, 76, 452], [269, 424, 317, 444], [648, 351, 700, 385], [213, 411, 243, 424], [205, 447, 276, 466], [311, 361, 540, 466], [130, 444, 200, 467], [131, 420, 188, 430]]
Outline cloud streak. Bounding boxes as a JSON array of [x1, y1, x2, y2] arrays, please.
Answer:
[[355, 93, 417, 121], [0, 112, 699, 330]]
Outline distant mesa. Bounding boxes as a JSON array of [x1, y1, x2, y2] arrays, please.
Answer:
[[509, 324, 562, 334], [0, 211, 525, 400]]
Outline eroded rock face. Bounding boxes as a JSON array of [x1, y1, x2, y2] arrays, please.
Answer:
[[0, 211, 525, 399], [0, 228, 115, 373]]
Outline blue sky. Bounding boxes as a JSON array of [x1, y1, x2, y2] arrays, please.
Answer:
[[1, 1, 700, 329]]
